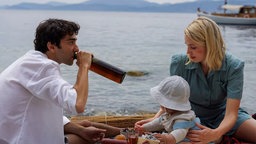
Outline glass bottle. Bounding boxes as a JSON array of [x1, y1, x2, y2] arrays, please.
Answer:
[[74, 53, 126, 84]]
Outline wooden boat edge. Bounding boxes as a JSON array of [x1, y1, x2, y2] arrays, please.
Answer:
[[70, 114, 155, 128]]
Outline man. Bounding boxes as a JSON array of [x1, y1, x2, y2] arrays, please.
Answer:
[[0, 18, 94, 144]]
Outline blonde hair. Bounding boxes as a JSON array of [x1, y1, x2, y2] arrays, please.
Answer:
[[184, 17, 226, 71]]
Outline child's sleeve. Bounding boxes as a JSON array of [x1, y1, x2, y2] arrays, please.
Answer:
[[170, 128, 189, 143], [143, 117, 164, 132], [170, 118, 199, 143]]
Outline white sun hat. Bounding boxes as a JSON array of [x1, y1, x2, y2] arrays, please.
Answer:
[[150, 75, 191, 111]]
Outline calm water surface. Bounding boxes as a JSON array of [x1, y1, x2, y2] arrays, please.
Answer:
[[0, 10, 255, 116]]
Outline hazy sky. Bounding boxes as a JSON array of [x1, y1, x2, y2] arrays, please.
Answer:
[[0, 0, 197, 6]]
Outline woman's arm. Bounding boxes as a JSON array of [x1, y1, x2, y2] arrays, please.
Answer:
[[214, 98, 240, 138], [187, 98, 240, 143]]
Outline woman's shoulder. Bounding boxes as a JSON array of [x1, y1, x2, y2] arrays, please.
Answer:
[[171, 54, 188, 63], [171, 53, 187, 59], [225, 53, 243, 61], [224, 53, 244, 69]]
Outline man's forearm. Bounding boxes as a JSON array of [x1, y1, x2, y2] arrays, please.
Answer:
[[91, 122, 121, 137], [64, 122, 83, 135], [74, 65, 89, 113]]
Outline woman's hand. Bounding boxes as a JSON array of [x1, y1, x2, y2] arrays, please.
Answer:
[[186, 123, 221, 144]]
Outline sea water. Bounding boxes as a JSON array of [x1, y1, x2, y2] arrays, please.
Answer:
[[0, 10, 255, 116]]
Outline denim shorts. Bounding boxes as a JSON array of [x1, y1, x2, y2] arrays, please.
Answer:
[[201, 108, 251, 136]]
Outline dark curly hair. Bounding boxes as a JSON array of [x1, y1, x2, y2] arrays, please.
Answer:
[[34, 18, 80, 53]]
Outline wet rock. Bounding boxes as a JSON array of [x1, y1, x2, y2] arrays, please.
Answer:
[[126, 71, 148, 77]]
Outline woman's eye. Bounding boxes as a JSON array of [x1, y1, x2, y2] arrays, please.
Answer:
[[190, 46, 196, 49]]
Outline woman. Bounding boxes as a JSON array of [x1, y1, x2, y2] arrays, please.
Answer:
[[135, 17, 256, 143]]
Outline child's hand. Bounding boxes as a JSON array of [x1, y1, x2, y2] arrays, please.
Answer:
[[134, 124, 144, 135], [154, 133, 176, 144], [135, 119, 151, 128]]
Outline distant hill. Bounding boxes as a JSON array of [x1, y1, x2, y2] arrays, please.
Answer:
[[1, 0, 256, 13]]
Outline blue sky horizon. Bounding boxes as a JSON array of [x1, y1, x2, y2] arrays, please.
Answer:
[[0, 0, 197, 6]]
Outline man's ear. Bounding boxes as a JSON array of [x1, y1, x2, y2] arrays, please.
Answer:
[[47, 42, 55, 52]]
